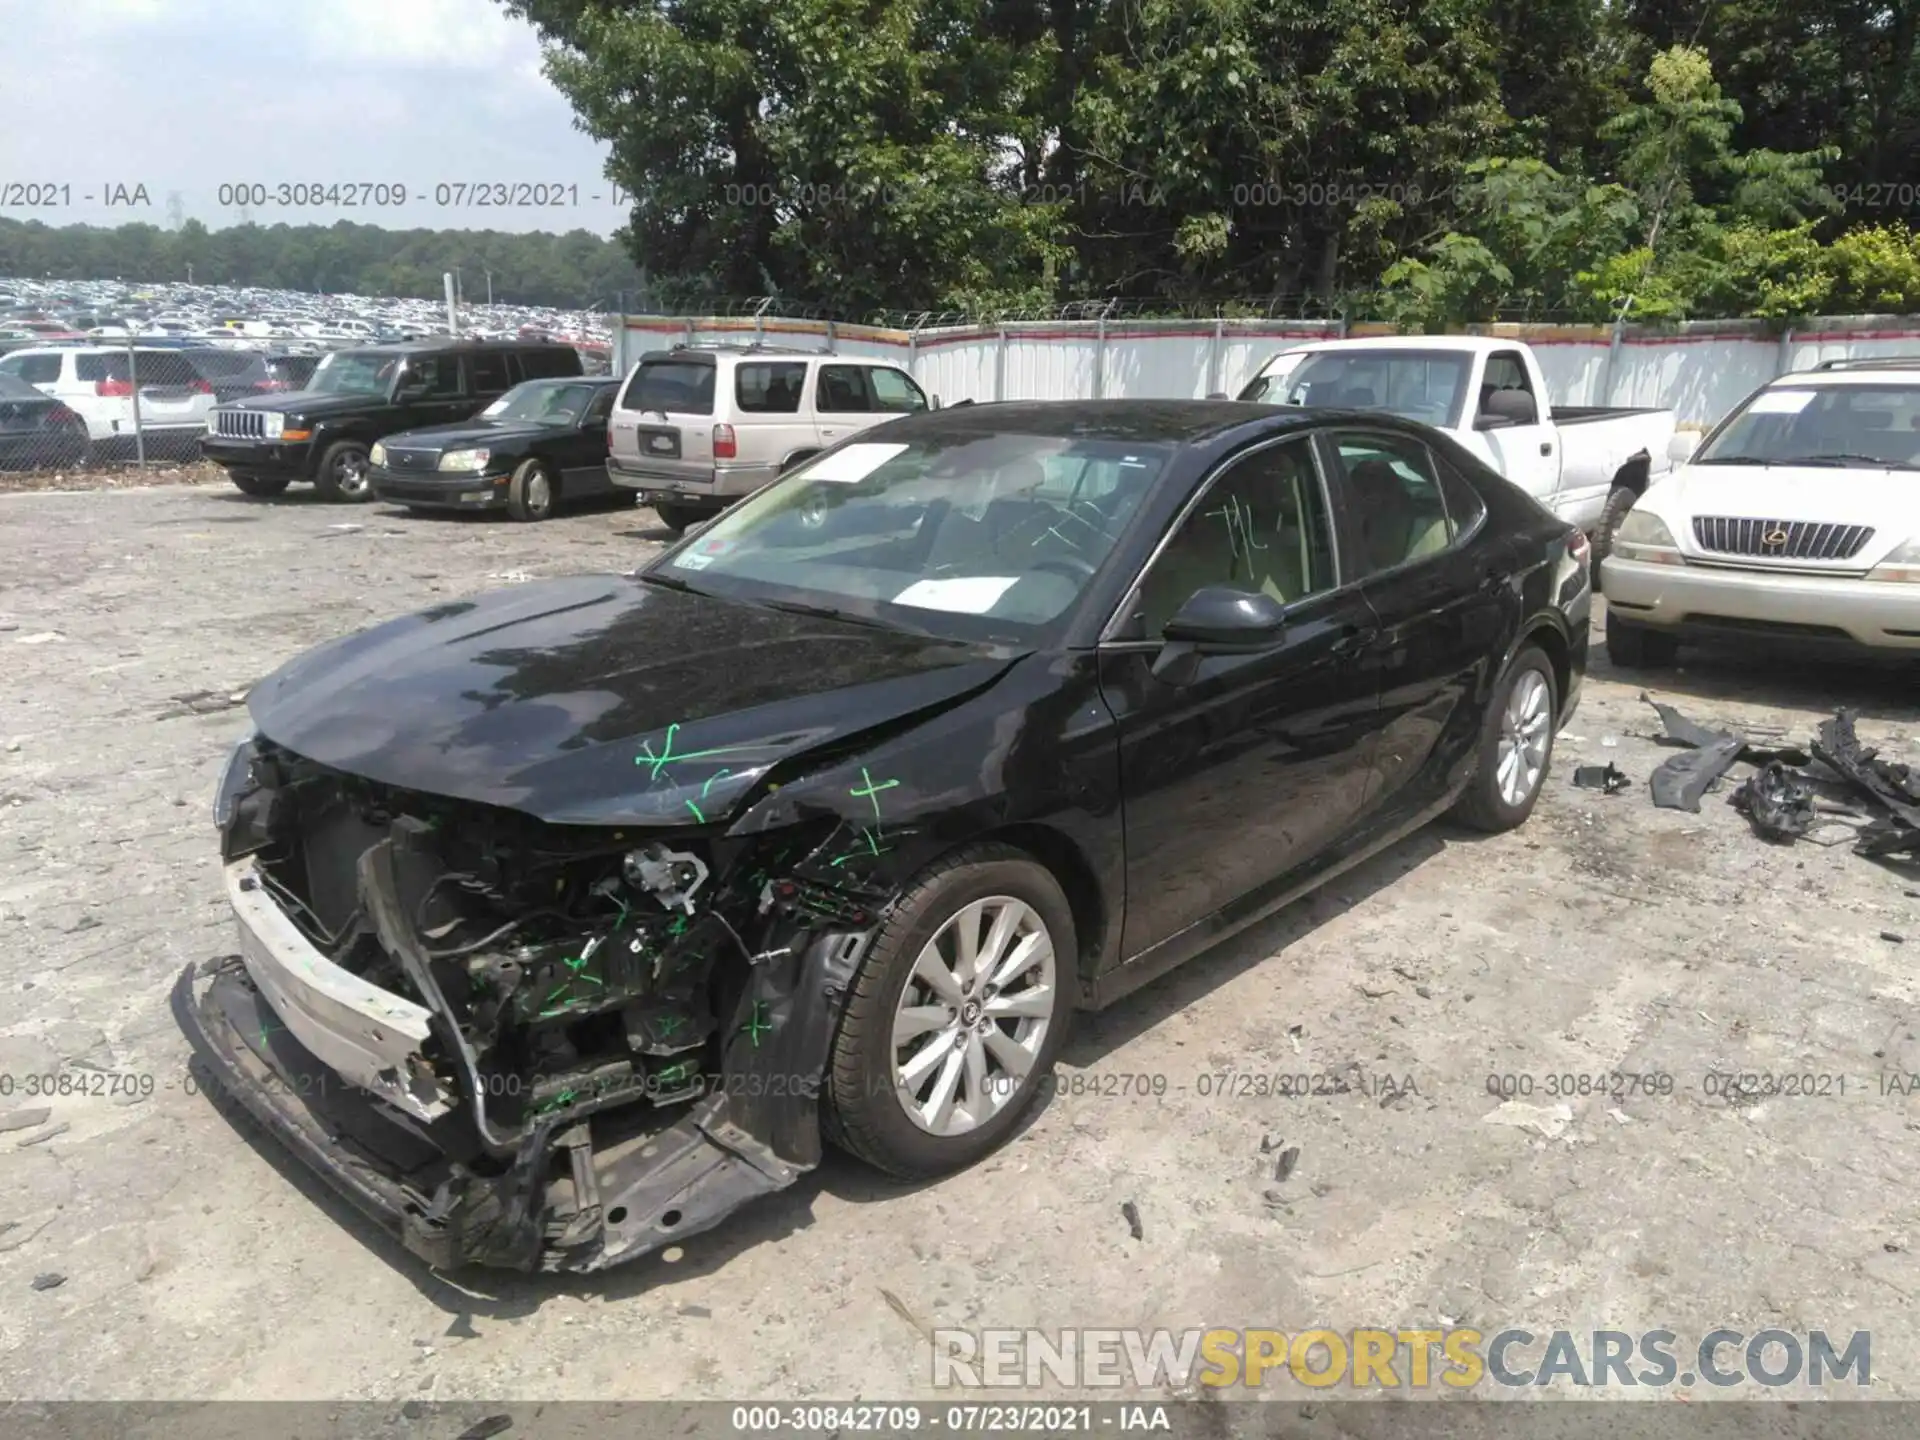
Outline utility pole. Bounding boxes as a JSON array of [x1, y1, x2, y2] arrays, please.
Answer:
[[485, 271, 493, 306]]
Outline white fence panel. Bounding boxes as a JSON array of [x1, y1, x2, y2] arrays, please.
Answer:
[[614, 314, 1920, 425]]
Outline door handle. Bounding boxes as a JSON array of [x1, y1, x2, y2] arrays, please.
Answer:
[[1540, 442, 1553, 455]]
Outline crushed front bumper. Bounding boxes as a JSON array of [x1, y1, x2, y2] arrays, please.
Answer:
[[177, 873, 873, 1272]]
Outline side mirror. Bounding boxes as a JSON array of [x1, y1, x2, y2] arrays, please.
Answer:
[[1151, 587, 1287, 684], [1667, 431, 1700, 464]]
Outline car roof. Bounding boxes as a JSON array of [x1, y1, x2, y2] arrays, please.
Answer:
[[872, 398, 1329, 445], [335, 339, 578, 355], [1287, 336, 1512, 357], [1772, 363, 1920, 385]]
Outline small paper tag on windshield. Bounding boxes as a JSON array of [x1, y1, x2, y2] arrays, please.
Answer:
[[801, 442, 909, 482], [893, 576, 1019, 613], [1748, 389, 1814, 414]]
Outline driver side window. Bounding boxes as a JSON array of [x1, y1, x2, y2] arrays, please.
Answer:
[[401, 355, 461, 399], [1131, 439, 1334, 638]]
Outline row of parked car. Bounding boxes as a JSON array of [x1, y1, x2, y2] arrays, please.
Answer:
[[0, 343, 321, 467], [190, 336, 941, 528]]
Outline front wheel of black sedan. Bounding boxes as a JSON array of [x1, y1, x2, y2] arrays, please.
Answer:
[[825, 844, 1075, 1180], [506, 459, 555, 521], [1453, 644, 1558, 833]]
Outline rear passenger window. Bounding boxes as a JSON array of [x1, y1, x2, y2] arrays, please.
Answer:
[[621, 360, 715, 415], [816, 365, 871, 413], [869, 367, 926, 413], [1330, 432, 1455, 575], [1436, 457, 1487, 538], [736, 362, 806, 413], [520, 347, 581, 379], [1, 354, 62, 385], [469, 351, 513, 393]]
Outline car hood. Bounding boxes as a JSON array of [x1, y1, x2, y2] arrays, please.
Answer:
[[382, 419, 555, 451], [1652, 463, 1920, 563], [224, 391, 386, 417], [247, 575, 1021, 826]]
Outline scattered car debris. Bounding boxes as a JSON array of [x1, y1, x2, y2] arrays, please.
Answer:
[[1272, 1147, 1301, 1183], [1121, 1200, 1144, 1240], [1812, 712, 1920, 858], [0, 1107, 50, 1133], [1732, 762, 1817, 842], [1651, 733, 1745, 812], [1484, 1100, 1573, 1140], [1884, 932, 1907, 945], [1573, 763, 1632, 794], [1642, 692, 1810, 766], [30, 1272, 65, 1291]]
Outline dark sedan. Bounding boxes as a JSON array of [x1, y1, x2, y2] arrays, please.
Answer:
[[369, 377, 621, 520], [182, 400, 1589, 1274], [0, 373, 89, 470]]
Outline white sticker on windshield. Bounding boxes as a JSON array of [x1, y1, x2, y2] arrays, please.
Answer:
[[677, 552, 715, 570], [1749, 389, 1814, 414], [892, 576, 1019, 613], [801, 442, 909, 482]]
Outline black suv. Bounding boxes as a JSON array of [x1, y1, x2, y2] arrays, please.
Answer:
[[200, 339, 582, 500]]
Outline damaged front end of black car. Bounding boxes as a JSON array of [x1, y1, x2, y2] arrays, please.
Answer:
[[185, 736, 906, 1272], [174, 573, 1041, 1274]]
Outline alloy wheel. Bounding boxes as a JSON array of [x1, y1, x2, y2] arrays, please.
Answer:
[[890, 895, 1057, 1137], [525, 469, 551, 516], [333, 450, 369, 498], [1496, 668, 1552, 808]]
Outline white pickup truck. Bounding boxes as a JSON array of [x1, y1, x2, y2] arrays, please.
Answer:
[[1231, 336, 1679, 561]]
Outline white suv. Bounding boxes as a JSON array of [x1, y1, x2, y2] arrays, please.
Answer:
[[1601, 358, 1920, 664], [0, 345, 217, 459], [606, 345, 932, 532]]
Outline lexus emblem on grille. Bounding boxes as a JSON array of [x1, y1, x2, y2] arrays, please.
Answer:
[[1763, 528, 1789, 547]]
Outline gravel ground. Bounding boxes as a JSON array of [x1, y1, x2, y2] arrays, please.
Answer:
[[2, 480, 1919, 1404]]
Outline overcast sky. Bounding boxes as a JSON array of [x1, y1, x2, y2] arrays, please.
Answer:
[[1, 0, 619, 235]]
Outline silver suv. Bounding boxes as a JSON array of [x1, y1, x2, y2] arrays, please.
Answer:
[[607, 345, 931, 532]]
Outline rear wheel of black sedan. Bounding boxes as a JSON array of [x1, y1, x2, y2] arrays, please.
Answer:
[[825, 844, 1075, 1180], [1454, 644, 1558, 833], [229, 473, 289, 497], [507, 459, 555, 521], [313, 440, 372, 502]]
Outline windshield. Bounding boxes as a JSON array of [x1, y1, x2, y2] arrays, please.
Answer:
[[308, 350, 398, 396], [481, 380, 601, 424], [649, 431, 1172, 641], [1278, 350, 1472, 428], [1694, 383, 1920, 469]]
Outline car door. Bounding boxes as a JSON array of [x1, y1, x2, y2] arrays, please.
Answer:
[[395, 352, 473, 429], [1320, 428, 1513, 826], [814, 363, 873, 448], [565, 384, 618, 494], [1473, 349, 1559, 499], [1096, 434, 1384, 961]]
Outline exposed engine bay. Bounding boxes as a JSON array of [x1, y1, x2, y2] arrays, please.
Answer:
[[186, 734, 896, 1273]]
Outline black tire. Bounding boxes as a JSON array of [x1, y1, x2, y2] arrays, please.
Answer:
[[506, 459, 556, 521], [1605, 611, 1679, 669], [312, 440, 372, 502], [230, 473, 289, 497], [653, 501, 712, 535], [1591, 481, 1641, 579], [1453, 643, 1559, 833], [824, 843, 1076, 1180]]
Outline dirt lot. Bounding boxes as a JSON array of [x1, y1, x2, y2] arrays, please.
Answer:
[[1, 479, 1918, 1404]]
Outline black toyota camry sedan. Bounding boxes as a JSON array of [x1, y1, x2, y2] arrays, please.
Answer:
[[182, 400, 1589, 1274], [368, 376, 622, 521]]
